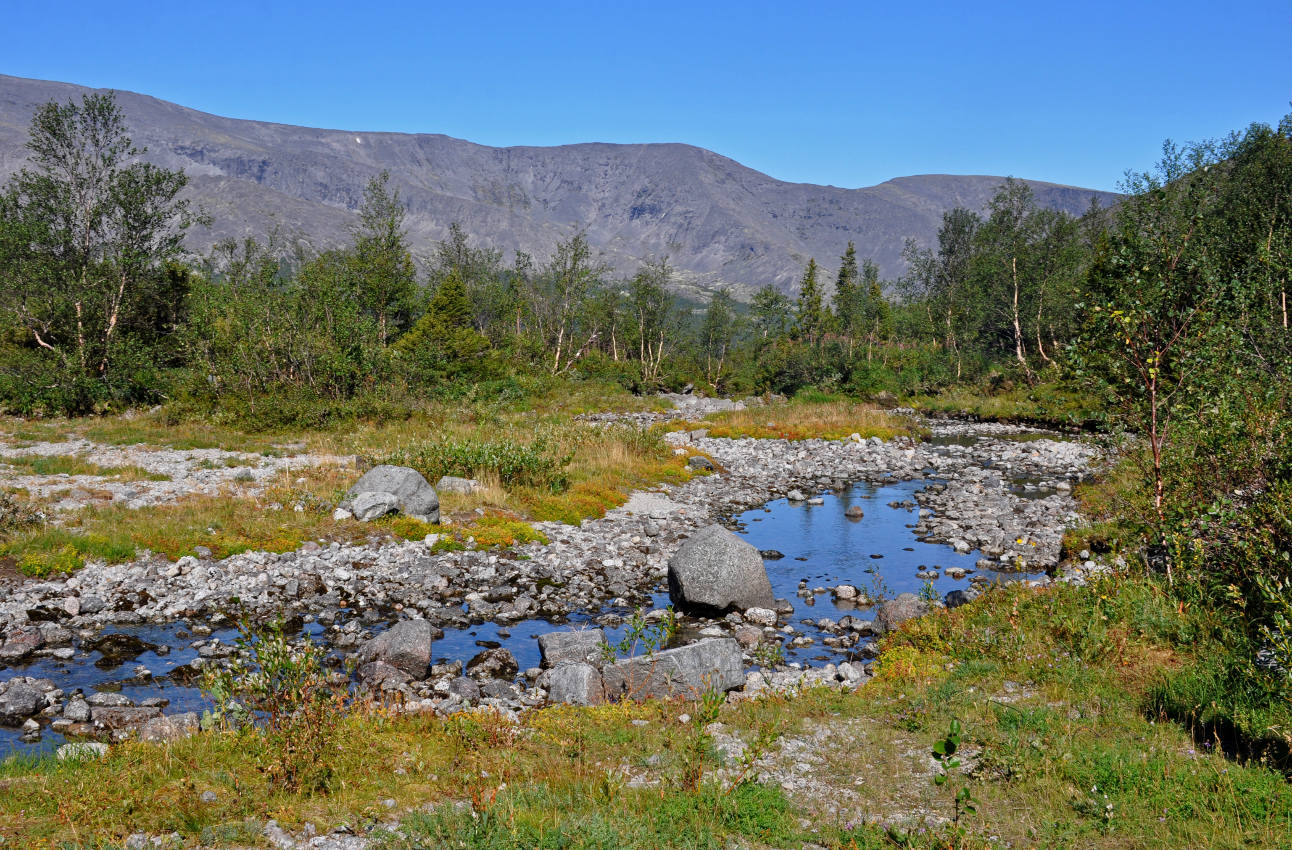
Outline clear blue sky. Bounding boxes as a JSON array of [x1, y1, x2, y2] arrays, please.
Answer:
[[6, 1, 1290, 192]]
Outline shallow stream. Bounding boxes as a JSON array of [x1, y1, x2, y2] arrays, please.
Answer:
[[2, 427, 1060, 755]]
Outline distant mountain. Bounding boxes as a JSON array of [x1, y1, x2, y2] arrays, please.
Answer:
[[0, 74, 1120, 298]]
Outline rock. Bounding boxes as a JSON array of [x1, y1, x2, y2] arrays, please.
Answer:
[[57, 741, 109, 761], [844, 505, 864, 519], [686, 455, 714, 471], [759, 549, 785, 560], [873, 593, 929, 633], [345, 465, 440, 523], [86, 633, 156, 667], [539, 663, 605, 706], [0, 682, 44, 723], [139, 712, 199, 743], [833, 585, 859, 600], [263, 818, 298, 850], [63, 697, 91, 723], [350, 491, 401, 521], [743, 607, 777, 627], [447, 676, 482, 700], [786, 489, 806, 502], [355, 619, 437, 680], [667, 524, 774, 615], [358, 661, 412, 688], [0, 629, 44, 662], [332, 507, 354, 521], [92, 705, 163, 732], [944, 588, 978, 609], [733, 626, 763, 649], [436, 475, 481, 495], [466, 647, 518, 680], [537, 629, 606, 667], [79, 595, 106, 614], [602, 638, 744, 701], [806, 497, 825, 505]]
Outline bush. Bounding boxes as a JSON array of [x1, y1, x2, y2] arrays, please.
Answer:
[[200, 620, 349, 794]]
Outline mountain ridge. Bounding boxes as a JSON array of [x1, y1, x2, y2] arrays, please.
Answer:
[[0, 73, 1120, 296]]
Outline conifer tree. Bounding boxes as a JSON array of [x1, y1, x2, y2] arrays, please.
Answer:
[[795, 258, 827, 344]]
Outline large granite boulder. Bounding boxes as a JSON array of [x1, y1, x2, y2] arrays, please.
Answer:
[[667, 525, 774, 615], [601, 638, 744, 701], [344, 465, 439, 523], [355, 619, 437, 680]]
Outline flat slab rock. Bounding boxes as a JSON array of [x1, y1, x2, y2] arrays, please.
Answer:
[[602, 638, 744, 701]]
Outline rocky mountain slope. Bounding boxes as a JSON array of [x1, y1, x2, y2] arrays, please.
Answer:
[[0, 74, 1119, 295]]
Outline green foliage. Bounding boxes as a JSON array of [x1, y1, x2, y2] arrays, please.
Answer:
[[393, 268, 493, 383], [380, 435, 573, 492], [0, 92, 195, 414], [199, 620, 349, 794]]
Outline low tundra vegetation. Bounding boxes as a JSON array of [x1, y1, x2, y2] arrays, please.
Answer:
[[2, 572, 1288, 848]]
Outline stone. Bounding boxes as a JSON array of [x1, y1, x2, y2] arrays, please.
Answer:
[[57, 741, 109, 761], [0, 682, 44, 723], [466, 647, 518, 680], [732, 626, 764, 649], [833, 584, 859, 600], [0, 629, 44, 662], [667, 524, 774, 616], [873, 593, 929, 634], [345, 465, 439, 522], [63, 697, 91, 723], [944, 588, 978, 609], [91, 705, 163, 732], [332, 507, 354, 521], [539, 663, 605, 706], [139, 711, 199, 743], [844, 505, 864, 519], [355, 619, 437, 680], [537, 629, 606, 667], [602, 638, 744, 701], [686, 455, 714, 471], [436, 475, 481, 494], [78, 595, 107, 614], [447, 676, 482, 700], [743, 607, 777, 627], [786, 489, 806, 501], [351, 491, 401, 522], [358, 661, 413, 688]]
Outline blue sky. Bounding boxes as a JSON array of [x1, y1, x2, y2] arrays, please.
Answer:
[[5, 1, 1290, 192]]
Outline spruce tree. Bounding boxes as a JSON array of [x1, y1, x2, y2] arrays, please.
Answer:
[[795, 258, 827, 344]]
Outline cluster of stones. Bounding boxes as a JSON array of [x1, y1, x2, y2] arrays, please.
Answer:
[[0, 415, 1103, 737], [0, 436, 347, 512]]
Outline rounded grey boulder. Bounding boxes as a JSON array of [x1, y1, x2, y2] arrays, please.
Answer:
[[667, 524, 774, 615], [345, 465, 439, 523]]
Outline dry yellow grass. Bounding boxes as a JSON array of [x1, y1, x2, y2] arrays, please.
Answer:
[[680, 400, 913, 442]]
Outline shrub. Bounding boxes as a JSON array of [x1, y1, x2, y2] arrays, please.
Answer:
[[200, 620, 349, 795]]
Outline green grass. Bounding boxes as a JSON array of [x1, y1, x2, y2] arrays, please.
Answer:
[[0, 453, 171, 481], [910, 380, 1104, 429]]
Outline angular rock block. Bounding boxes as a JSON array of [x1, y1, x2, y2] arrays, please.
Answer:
[[537, 629, 606, 668], [539, 663, 605, 706], [667, 524, 773, 616], [602, 638, 744, 701], [355, 618, 436, 680]]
